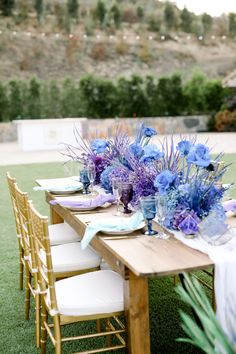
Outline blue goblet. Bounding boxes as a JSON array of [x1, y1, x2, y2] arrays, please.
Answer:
[[140, 196, 158, 236], [80, 168, 90, 194]]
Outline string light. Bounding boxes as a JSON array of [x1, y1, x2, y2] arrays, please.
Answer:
[[26, 32, 31, 37], [96, 34, 100, 39], [187, 35, 191, 40], [69, 34, 73, 38], [83, 34, 87, 39], [222, 35, 226, 40], [211, 35, 215, 40], [198, 35, 203, 41], [161, 35, 165, 41], [41, 32, 46, 37], [12, 31, 17, 36], [55, 33, 60, 38], [123, 35, 127, 40], [148, 35, 153, 40], [136, 35, 140, 40]]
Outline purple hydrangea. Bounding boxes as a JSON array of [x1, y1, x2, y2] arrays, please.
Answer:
[[187, 143, 211, 167], [91, 139, 109, 154], [176, 140, 193, 157], [140, 144, 164, 163], [154, 170, 176, 194], [178, 213, 200, 235]]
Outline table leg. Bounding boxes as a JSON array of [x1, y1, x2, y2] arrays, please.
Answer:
[[124, 270, 150, 354], [50, 206, 63, 224]]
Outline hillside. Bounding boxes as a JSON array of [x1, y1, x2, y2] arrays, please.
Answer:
[[1, 0, 236, 82]]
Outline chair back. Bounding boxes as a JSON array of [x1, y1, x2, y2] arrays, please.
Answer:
[[28, 201, 58, 312], [6, 172, 22, 242]]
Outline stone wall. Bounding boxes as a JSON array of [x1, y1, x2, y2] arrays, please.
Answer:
[[0, 116, 209, 143], [81, 116, 209, 139], [0, 122, 17, 142]]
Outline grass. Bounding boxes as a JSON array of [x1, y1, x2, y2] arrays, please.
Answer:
[[0, 156, 235, 354]]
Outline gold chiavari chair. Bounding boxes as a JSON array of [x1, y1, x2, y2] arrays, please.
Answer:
[[7, 172, 25, 290], [12, 181, 101, 348], [29, 200, 126, 354]]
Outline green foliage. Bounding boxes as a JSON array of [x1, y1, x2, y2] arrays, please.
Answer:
[[229, 13, 236, 36], [67, 0, 79, 22], [94, 0, 106, 25], [180, 7, 192, 33], [201, 13, 213, 34], [0, 0, 15, 16], [26, 77, 41, 119], [164, 2, 177, 30], [79, 75, 117, 118], [0, 82, 9, 121], [176, 273, 235, 354], [136, 5, 144, 22], [110, 3, 121, 28], [34, 0, 43, 23], [0, 73, 228, 121]]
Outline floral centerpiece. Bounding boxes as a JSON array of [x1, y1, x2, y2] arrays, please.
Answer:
[[64, 123, 230, 236]]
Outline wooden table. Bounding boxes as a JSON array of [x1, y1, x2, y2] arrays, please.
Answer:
[[40, 186, 220, 354]]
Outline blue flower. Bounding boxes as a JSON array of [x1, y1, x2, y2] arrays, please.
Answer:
[[140, 144, 164, 163], [91, 139, 109, 154], [143, 127, 157, 137], [154, 170, 176, 194], [187, 143, 211, 167], [100, 166, 114, 192], [178, 213, 199, 235], [176, 140, 193, 157], [129, 143, 143, 157]]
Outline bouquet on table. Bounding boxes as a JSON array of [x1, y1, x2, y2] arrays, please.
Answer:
[[64, 123, 230, 236]]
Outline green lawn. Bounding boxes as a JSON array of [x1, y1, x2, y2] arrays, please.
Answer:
[[0, 156, 235, 354]]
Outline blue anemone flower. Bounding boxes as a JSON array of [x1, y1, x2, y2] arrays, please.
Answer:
[[176, 140, 193, 157], [187, 143, 211, 167], [154, 170, 176, 194], [140, 144, 164, 163], [91, 139, 109, 154]]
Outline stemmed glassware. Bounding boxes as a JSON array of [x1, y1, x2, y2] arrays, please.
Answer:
[[80, 168, 90, 194], [155, 194, 170, 239], [140, 196, 158, 236], [118, 182, 133, 214], [87, 162, 96, 194], [111, 178, 122, 216]]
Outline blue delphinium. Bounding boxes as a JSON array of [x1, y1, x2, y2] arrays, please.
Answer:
[[140, 144, 164, 163], [91, 139, 109, 154], [177, 140, 193, 157], [129, 143, 143, 158], [187, 143, 211, 167], [154, 170, 176, 194]]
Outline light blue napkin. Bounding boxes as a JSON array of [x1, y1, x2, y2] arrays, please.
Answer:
[[81, 211, 144, 249]]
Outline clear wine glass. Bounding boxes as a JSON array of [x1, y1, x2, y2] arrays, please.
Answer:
[[118, 182, 133, 214], [112, 178, 122, 216], [155, 194, 170, 239], [87, 162, 96, 194], [140, 196, 158, 236]]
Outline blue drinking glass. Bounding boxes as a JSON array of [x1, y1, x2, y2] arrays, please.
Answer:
[[140, 196, 158, 236], [80, 168, 90, 194]]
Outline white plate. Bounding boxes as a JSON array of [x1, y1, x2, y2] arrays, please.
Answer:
[[101, 220, 146, 235], [49, 185, 83, 195]]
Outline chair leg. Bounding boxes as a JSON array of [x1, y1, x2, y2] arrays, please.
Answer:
[[54, 316, 62, 354], [105, 318, 112, 347], [25, 266, 31, 320], [96, 319, 101, 332], [35, 294, 41, 348], [41, 302, 48, 354]]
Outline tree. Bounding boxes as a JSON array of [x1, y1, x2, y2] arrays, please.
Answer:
[[110, 3, 121, 28], [8, 80, 24, 120], [0, 83, 9, 121], [67, 0, 79, 22], [0, 0, 15, 16], [229, 13, 236, 36], [136, 6, 144, 22], [34, 0, 43, 23], [94, 0, 106, 25], [202, 13, 213, 34], [164, 2, 176, 30], [27, 78, 41, 119], [180, 7, 192, 33]]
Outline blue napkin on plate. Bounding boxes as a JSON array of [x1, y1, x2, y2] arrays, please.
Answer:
[[81, 211, 144, 249]]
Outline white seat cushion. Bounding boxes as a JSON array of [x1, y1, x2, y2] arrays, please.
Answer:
[[50, 270, 124, 316], [51, 242, 101, 273], [49, 222, 81, 246]]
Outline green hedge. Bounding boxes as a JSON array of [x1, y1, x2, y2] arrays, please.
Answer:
[[0, 73, 227, 122]]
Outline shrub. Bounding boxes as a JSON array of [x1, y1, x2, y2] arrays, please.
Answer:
[[0, 82, 9, 122], [115, 40, 129, 55], [90, 42, 106, 61], [215, 110, 236, 132], [122, 7, 137, 23], [138, 43, 152, 63]]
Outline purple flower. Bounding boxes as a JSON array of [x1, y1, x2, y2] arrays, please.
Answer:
[[187, 144, 211, 167], [178, 213, 199, 235], [140, 144, 164, 163], [91, 139, 109, 154], [154, 170, 176, 194], [129, 143, 143, 157], [176, 140, 193, 157], [143, 126, 157, 137]]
